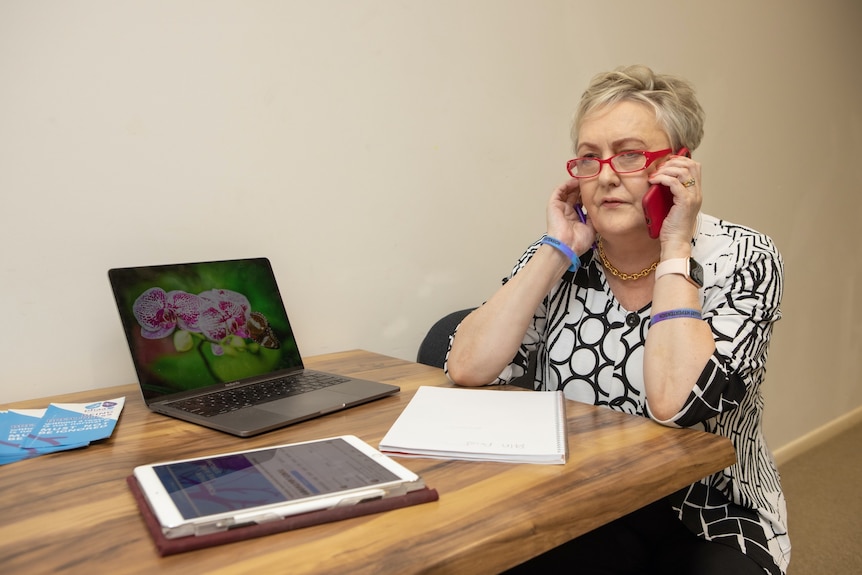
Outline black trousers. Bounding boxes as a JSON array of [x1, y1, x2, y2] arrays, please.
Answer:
[[503, 498, 767, 575]]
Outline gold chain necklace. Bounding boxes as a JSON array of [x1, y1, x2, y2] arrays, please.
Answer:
[[597, 237, 659, 281]]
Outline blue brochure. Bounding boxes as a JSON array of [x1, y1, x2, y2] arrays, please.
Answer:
[[20, 397, 125, 450], [1, 398, 125, 466], [0, 409, 47, 465]]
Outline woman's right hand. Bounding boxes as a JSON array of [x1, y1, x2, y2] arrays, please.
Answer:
[[547, 178, 595, 254]]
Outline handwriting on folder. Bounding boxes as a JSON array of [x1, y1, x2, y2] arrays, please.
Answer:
[[379, 386, 568, 464]]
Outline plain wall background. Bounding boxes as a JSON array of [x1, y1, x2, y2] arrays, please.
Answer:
[[2, 1, 861, 454]]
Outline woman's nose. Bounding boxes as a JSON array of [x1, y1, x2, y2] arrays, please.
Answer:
[[595, 160, 620, 186]]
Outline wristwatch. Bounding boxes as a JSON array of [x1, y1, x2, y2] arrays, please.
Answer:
[[655, 257, 704, 288]]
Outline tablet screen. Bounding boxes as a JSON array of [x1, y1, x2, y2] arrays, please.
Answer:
[[153, 437, 400, 519]]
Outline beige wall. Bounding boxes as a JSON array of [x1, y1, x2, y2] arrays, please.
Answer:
[[2, 1, 860, 454]]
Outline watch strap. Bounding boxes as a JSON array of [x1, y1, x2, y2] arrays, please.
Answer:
[[655, 257, 702, 288], [655, 258, 690, 281]]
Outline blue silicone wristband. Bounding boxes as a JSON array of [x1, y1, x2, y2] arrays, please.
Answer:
[[649, 308, 703, 327], [540, 236, 580, 272]]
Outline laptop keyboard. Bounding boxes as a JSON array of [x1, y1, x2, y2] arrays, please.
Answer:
[[166, 372, 350, 417]]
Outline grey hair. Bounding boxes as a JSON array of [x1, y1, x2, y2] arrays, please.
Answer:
[[572, 65, 705, 153]]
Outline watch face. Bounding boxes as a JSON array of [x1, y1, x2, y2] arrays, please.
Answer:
[[689, 259, 704, 287]]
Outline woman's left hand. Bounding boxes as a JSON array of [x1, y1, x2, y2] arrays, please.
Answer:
[[648, 154, 703, 246]]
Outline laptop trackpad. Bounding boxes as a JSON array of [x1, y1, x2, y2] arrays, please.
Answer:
[[257, 390, 349, 416]]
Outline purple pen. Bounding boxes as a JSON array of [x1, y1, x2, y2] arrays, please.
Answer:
[[574, 203, 587, 224], [575, 204, 597, 250]]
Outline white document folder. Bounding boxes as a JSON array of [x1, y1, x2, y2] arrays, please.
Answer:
[[379, 386, 568, 464]]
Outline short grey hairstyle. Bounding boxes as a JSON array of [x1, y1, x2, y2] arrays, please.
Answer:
[[572, 65, 705, 153]]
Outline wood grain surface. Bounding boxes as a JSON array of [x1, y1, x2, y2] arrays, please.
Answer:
[[0, 350, 736, 574]]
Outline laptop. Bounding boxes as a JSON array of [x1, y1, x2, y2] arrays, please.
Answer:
[[108, 257, 399, 437]]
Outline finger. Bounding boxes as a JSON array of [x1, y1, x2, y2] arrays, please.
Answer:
[[651, 169, 700, 192], [555, 179, 582, 206], [560, 177, 581, 195]]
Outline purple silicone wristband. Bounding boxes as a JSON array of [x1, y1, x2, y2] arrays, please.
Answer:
[[649, 308, 703, 327]]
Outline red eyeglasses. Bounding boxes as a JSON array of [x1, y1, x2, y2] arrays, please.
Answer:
[[566, 148, 672, 178]]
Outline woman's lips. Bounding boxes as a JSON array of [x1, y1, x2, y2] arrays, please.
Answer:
[[601, 197, 628, 207]]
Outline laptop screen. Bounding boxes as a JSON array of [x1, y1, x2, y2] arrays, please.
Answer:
[[109, 258, 303, 402]]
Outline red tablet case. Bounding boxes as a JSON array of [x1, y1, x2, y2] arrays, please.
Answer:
[[126, 475, 439, 556]]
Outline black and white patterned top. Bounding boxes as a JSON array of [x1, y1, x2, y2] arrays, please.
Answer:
[[450, 213, 790, 574]]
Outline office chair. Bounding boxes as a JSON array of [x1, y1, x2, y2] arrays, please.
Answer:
[[416, 307, 535, 389], [416, 308, 475, 369]]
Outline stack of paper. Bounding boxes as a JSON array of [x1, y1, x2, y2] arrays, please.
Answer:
[[0, 397, 125, 465], [379, 386, 567, 464]]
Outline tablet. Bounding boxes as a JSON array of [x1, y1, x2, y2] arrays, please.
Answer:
[[133, 435, 425, 539]]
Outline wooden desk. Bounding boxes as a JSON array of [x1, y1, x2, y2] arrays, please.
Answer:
[[0, 350, 735, 574]]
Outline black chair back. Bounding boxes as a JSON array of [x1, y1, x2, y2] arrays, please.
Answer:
[[416, 308, 475, 368]]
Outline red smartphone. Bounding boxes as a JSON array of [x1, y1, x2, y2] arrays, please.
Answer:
[[642, 147, 691, 238]]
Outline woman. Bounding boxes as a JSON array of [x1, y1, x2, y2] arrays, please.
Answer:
[[446, 66, 789, 574]]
